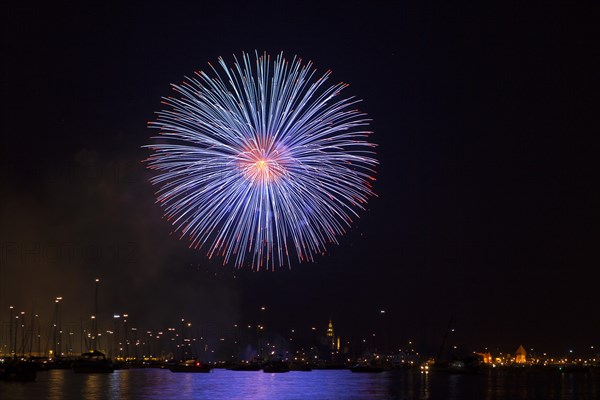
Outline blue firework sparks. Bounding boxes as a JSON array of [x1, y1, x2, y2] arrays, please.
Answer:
[[145, 52, 377, 270]]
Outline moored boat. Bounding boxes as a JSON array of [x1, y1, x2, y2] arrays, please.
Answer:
[[229, 363, 262, 371], [72, 350, 114, 373], [0, 358, 37, 382], [168, 358, 212, 373], [431, 356, 485, 375], [350, 364, 385, 373], [262, 359, 290, 373], [289, 362, 312, 371]]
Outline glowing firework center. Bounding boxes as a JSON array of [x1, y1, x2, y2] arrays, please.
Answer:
[[237, 143, 289, 185]]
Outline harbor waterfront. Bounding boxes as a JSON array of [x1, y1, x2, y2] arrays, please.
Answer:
[[2, 290, 599, 395], [1, 367, 599, 400]]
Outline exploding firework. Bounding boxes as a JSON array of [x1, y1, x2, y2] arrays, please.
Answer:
[[145, 52, 377, 269]]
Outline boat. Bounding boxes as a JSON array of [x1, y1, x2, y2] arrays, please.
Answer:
[[349, 364, 385, 373], [430, 315, 483, 375], [168, 358, 212, 373], [0, 358, 37, 382], [72, 350, 115, 373], [262, 359, 290, 373], [229, 363, 262, 371], [46, 357, 75, 370], [430, 358, 484, 375], [290, 362, 312, 371], [113, 360, 132, 370], [311, 363, 347, 370]]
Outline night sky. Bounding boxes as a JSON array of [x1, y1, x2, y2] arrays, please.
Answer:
[[1, 1, 589, 356]]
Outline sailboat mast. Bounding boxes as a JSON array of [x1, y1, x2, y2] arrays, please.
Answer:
[[436, 314, 455, 364], [92, 278, 100, 350]]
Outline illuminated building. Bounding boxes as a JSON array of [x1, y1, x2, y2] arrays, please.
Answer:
[[515, 345, 527, 364], [327, 318, 334, 343], [326, 318, 340, 351], [476, 352, 493, 364]]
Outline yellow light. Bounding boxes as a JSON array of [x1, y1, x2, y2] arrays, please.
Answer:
[[238, 145, 287, 184]]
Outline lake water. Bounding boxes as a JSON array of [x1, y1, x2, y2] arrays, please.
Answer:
[[1, 368, 599, 399]]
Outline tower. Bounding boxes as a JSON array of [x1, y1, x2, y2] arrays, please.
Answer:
[[327, 318, 334, 346]]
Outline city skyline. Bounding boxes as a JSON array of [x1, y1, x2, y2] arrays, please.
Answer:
[[2, 284, 597, 361], [3, 300, 597, 364]]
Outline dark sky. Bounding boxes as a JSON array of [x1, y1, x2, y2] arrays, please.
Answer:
[[1, 1, 590, 356]]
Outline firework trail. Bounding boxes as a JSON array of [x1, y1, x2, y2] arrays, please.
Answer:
[[145, 52, 377, 270]]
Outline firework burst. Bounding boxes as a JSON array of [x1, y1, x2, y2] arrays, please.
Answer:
[[145, 52, 377, 270]]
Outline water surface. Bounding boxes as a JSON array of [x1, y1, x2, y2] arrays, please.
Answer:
[[1, 368, 598, 399]]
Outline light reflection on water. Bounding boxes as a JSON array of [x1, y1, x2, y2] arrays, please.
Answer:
[[0, 368, 599, 400]]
